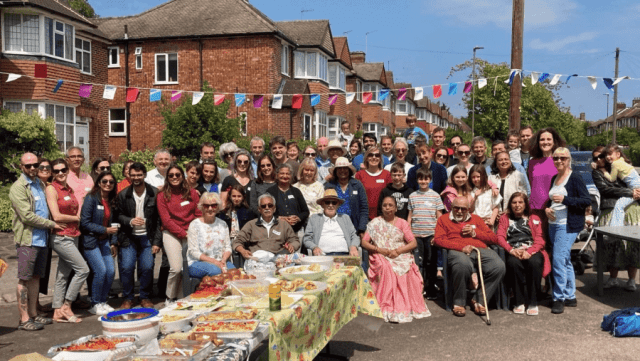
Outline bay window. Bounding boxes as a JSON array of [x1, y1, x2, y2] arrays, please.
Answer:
[[75, 38, 91, 73], [328, 116, 344, 139], [356, 80, 362, 101], [3, 101, 77, 152], [294, 50, 329, 82], [281, 45, 289, 75], [315, 111, 328, 138], [396, 100, 407, 114], [3, 13, 76, 62], [328, 63, 346, 91]]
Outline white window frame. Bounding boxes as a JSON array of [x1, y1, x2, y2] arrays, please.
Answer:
[[281, 44, 289, 76], [135, 47, 142, 70], [328, 63, 347, 92], [382, 90, 390, 109], [303, 113, 312, 140], [155, 53, 179, 84], [396, 100, 408, 115], [314, 111, 328, 138], [356, 80, 362, 101], [293, 50, 329, 82], [239, 112, 247, 136], [109, 108, 127, 136], [108, 46, 120, 68], [328, 116, 344, 139], [75, 37, 91, 74], [363, 83, 380, 103]]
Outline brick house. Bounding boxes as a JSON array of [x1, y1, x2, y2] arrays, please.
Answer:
[[587, 100, 640, 137], [0, 0, 111, 159], [351, 52, 392, 138], [393, 82, 417, 135]]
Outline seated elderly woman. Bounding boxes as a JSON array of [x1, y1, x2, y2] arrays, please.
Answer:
[[496, 192, 550, 316], [361, 195, 431, 323], [303, 189, 360, 256], [187, 192, 235, 277], [232, 193, 300, 259]]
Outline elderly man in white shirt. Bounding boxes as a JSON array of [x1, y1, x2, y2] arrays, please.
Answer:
[[303, 189, 360, 256], [144, 149, 171, 190]]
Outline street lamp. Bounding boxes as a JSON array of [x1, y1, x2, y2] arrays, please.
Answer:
[[471, 46, 484, 137]]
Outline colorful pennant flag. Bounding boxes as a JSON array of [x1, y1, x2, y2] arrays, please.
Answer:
[[565, 74, 578, 84], [103, 85, 116, 100], [127, 88, 140, 103], [345, 93, 355, 104], [192, 92, 204, 105], [328, 94, 338, 105], [149, 89, 162, 102], [603, 78, 614, 91], [613, 76, 629, 86], [379, 89, 390, 101], [463, 82, 472, 94], [549, 74, 562, 85], [78, 84, 92, 98], [253, 95, 264, 108], [398, 88, 407, 101], [6, 74, 21, 82], [414, 87, 424, 100], [363, 92, 372, 104], [235, 93, 246, 107], [538, 73, 550, 83], [478, 78, 487, 89], [52, 80, 64, 93], [531, 72, 540, 85], [448, 83, 458, 96], [292, 94, 303, 109], [310, 94, 321, 107], [505, 69, 520, 85], [433, 85, 442, 99], [34, 64, 47, 78], [587, 76, 597, 90], [171, 91, 182, 102], [272, 94, 283, 109], [214, 94, 225, 105]]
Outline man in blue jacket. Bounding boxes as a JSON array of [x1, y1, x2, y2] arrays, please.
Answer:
[[407, 144, 448, 194]]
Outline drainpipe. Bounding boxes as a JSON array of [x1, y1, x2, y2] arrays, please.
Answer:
[[124, 25, 132, 151], [198, 38, 203, 90]]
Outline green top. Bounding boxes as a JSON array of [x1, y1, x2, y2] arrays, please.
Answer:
[[9, 174, 55, 247]]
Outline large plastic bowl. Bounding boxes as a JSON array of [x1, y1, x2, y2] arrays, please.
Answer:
[[301, 256, 334, 270], [100, 308, 161, 345]]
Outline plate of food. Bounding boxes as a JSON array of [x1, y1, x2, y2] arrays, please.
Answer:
[[193, 320, 261, 338], [271, 279, 327, 294], [195, 309, 258, 322], [278, 264, 329, 280]]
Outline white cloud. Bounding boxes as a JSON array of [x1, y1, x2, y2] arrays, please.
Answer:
[[529, 32, 598, 52], [428, 0, 577, 29]]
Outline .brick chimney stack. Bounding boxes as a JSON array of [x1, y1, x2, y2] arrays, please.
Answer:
[[633, 98, 640, 107], [617, 102, 627, 112], [350, 51, 366, 64], [580, 113, 585, 121]]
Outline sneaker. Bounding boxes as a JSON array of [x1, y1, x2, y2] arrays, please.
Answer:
[[102, 303, 115, 313], [625, 279, 637, 292], [88, 304, 108, 316], [551, 300, 564, 314], [603, 277, 620, 289], [564, 298, 577, 307]]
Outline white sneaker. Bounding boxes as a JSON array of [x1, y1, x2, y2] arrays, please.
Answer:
[[625, 279, 637, 292], [88, 304, 108, 316], [102, 303, 115, 313], [603, 277, 619, 289]]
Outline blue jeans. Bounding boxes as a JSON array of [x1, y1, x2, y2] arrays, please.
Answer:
[[118, 235, 155, 301], [83, 241, 115, 305], [549, 223, 578, 302], [189, 261, 235, 279]]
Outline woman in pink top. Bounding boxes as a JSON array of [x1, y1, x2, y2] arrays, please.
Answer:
[[355, 146, 391, 220], [526, 128, 566, 241], [441, 165, 474, 212], [157, 164, 202, 302]]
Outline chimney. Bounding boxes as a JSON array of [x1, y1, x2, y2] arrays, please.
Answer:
[[633, 98, 640, 107], [580, 112, 585, 121], [617, 102, 627, 112], [351, 51, 365, 64]]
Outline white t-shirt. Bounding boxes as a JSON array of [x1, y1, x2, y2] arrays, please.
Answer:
[[549, 172, 571, 225]]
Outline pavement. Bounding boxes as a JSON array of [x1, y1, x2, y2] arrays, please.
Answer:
[[1, 231, 640, 361]]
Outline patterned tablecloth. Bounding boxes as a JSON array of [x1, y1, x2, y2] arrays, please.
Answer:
[[256, 266, 382, 361]]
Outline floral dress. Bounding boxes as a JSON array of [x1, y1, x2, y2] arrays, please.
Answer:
[[186, 218, 231, 266], [293, 181, 324, 215], [363, 217, 431, 323]]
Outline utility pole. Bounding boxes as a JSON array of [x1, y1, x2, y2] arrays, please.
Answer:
[[604, 93, 610, 142], [508, 0, 524, 133], [612, 47, 620, 144], [471, 46, 483, 136]]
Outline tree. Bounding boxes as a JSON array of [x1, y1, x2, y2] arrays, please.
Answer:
[[67, 0, 96, 18], [160, 81, 243, 160]]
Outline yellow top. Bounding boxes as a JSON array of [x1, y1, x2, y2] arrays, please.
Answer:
[[605, 158, 635, 182]]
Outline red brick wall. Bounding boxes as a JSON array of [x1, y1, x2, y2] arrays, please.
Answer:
[[362, 104, 383, 124], [345, 78, 362, 131]]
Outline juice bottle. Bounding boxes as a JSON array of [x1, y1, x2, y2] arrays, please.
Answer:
[[269, 283, 281, 311]]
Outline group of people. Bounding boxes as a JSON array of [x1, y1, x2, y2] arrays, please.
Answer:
[[9, 115, 639, 329]]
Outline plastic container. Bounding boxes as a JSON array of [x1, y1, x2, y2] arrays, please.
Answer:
[[279, 265, 330, 281], [227, 279, 270, 298], [100, 308, 161, 345], [301, 256, 334, 270]]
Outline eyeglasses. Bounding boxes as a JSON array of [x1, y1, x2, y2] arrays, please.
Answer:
[[38, 165, 51, 171], [101, 179, 115, 185], [202, 203, 218, 209], [457, 151, 471, 157], [451, 142, 461, 147], [260, 163, 272, 168], [435, 154, 447, 159], [553, 156, 569, 162], [167, 172, 182, 179], [324, 200, 339, 206], [23, 163, 40, 169], [98, 166, 111, 171], [452, 206, 468, 212], [224, 153, 234, 158], [395, 149, 407, 153], [304, 152, 316, 157], [260, 203, 275, 209], [67, 155, 83, 160], [52, 168, 68, 174], [237, 160, 249, 165], [368, 153, 381, 158], [592, 156, 600, 162]]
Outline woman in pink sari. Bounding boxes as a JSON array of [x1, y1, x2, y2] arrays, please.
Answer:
[[361, 196, 431, 323]]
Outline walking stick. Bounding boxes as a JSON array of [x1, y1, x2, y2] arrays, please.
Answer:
[[471, 247, 491, 326]]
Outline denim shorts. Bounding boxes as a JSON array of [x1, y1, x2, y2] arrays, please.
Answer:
[[16, 245, 48, 280]]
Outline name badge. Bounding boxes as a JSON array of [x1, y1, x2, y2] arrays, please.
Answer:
[[425, 201, 431, 207], [273, 230, 281, 236], [97, 205, 104, 210], [288, 194, 295, 199], [376, 179, 385, 183], [34, 196, 41, 201], [180, 201, 190, 207], [247, 187, 251, 191], [400, 198, 408, 203], [352, 191, 358, 195], [85, 187, 92, 192], [533, 220, 540, 225], [63, 196, 71, 201]]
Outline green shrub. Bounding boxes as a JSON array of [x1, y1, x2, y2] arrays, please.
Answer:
[[0, 198, 13, 232]]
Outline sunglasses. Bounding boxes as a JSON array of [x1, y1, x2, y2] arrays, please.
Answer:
[[38, 165, 51, 171], [224, 153, 234, 158], [592, 156, 600, 162], [23, 163, 40, 169], [99, 166, 111, 171], [167, 172, 182, 179], [553, 156, 569, 162], [202, 203, 218, 209], [52, 168, 68, 174], [304, 152, 317, 157], [260, 163, 272, 168], [457, 151, 471, 156], [260, 203, 275, 209], [236, 160, 249, 165], [368, 153, 381, 158], [395, 149, 407, 153], [324, 200, 339, 206], [435, 154, 447, 159], [101, 179, 115, 185], [451, 142, 461, 147], [452, 206, 469, 212]]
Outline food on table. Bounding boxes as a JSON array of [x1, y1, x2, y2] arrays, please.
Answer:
[[161, 314, 189, 323], [308, 264, 322, 272], [193, 321, 259, 333], [196, 310, 257, 321], [107, 311, 155, 321], [188, 332, 225, 346], [280, 281, 296, 292], [58, 337, 135, 351], [304, 281, 318, 290], [190, 284, 229, 299], [253, 293, 297, 308], [292, 278, 305, 287], [280, 264, 325, 274]]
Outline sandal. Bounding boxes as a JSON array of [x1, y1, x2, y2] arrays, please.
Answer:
[[513, 304, 525, 314], [54, 315, 82, 323], [18, 318, 44, 331], [452, 305, 466, 317], [527, 306, 539, 316], [33, 315, 53, 325], [471, 300, 486, 316]]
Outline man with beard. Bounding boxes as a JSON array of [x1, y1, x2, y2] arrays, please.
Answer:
[[115, 163, 162, 309], [433, 196, 505, 317]]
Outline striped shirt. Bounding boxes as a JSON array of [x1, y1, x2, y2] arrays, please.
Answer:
[[408, 189, 444, 237]]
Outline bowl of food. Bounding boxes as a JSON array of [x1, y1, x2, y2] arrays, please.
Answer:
[[278, 264, 330, 281], [300, 256, 334, 270], [100, 308, 161, 345], [159, 310, 196, 334]]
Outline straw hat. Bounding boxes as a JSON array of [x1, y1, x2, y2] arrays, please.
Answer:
[[324, 138, 346, 157], [329, 157, 356, 178], [316, 188, 345, 206]]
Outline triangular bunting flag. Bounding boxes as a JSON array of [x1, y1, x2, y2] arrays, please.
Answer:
[[363, 92, 372, 104], [6, 74, 21, 82], [549, 74, 562, 85], [78, 84, 92, 98], [127, 88, 140, 103], [379, 89, 390, 101], [565, 74, 578, 84], [414, 87, 424, 100], [171, 91, 182, 102], [603, 78, 614, 91], [398, 88, 407, 101], [433, 85, 442, 99], [235, 94, 246, 107], [253, 95, 264, 108], [310, 94, 320, 107], [149, 89, 162, 102], [192, 92, 204, 105], [478, 79, 487, 89], [34, 64, 47, 78], [463, 82, 472, 94], [538, 73, 550, 83], [214, 94, 225, 105], [53, 80, 64, 93], [292, 94, 303, 109], [448, 83, 458, 96], [103, 85, 116, 100], [522, 81, 526, 87], [587, 76, 597, 90], [272, 94, 283, 109], [328, 94, 338, 105], [345, 93, 355, 104], [613, 76, 629, 86], [531, 72, 540, 85], [505, 69, 520, 85]]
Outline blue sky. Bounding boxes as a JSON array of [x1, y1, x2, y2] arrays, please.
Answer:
[[93, 0, 640, 123]]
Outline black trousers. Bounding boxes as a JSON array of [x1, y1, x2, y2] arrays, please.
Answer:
[[448, 248, 505, 307], [413, 236, 437, 296], [506, 252, 544, 307]]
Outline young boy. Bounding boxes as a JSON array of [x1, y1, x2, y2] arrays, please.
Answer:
[[377, 163, 414, 220], [507, 130, 522, 165], [407, 167, 444, 299]]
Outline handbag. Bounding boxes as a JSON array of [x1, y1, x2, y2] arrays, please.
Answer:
[[602, 307, 640, 337]]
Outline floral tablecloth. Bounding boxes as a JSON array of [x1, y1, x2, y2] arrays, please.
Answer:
[[257, 266, 382, 361]]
